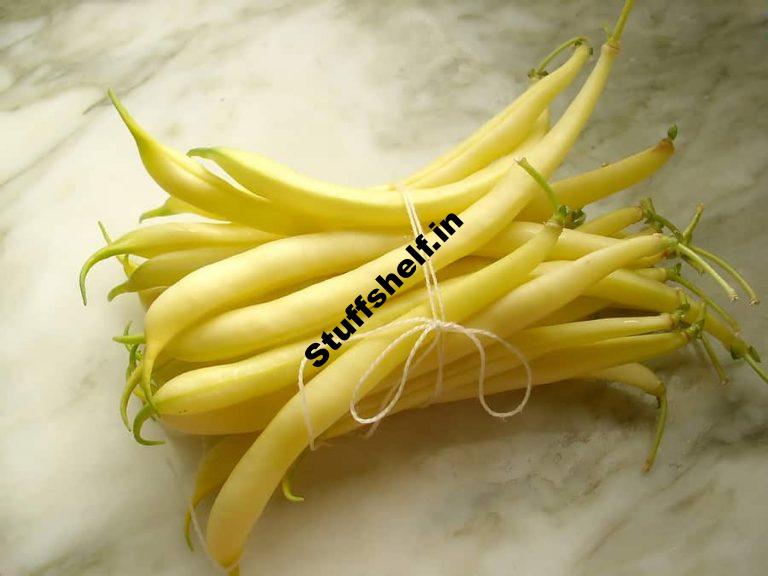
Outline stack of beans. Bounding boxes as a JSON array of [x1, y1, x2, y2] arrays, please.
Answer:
[[80, 2, 764, 572]]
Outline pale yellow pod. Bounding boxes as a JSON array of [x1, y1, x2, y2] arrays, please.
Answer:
[[166, 224, 617, 363], [588, 362, 663, 396], [188, 46, 591, 229], [141, 34, 618, 409], [139, 196, 224, 223], [405, 313, 673, 387], [519, 138, 674, 222], [183, 434, 257, 548], [110, 90, 320, 236], [400, 89, 540, 187], [159, 306, 604, 435], [108, 246, 251, 300], [578, 205, 644, 236], [422, 336, 676, 413], [79, 222, 276, 304]]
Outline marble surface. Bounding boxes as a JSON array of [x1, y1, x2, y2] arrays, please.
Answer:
[[2, 1, 767, 574]]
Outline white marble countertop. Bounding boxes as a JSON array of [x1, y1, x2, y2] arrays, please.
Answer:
[[1, 1, 767, 575]]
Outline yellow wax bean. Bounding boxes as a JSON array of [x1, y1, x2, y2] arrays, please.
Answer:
[[79, 222, 276, 304], [578, 205, 644, 236], [519, 137, 674, 222], [109, 90, 322, 236], [108, 246, 250, 299], [188, 46, 591, 229], [183, 434, 257, 548]]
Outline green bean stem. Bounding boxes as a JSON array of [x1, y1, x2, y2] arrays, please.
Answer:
[[690, 244, 759, 304]]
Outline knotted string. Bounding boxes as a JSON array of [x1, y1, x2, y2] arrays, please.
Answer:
[[297, 184, 533, 450], [167, 450, 239, 574]]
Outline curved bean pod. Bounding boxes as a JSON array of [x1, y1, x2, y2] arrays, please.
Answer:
[[141, 23, 623, 446], [79, 222, 275, 304], [139, 196, 225, 223], [107, 246, 252, 300], [109, 90, 322, 236], [187, 45, 592, 229], [518, 137, 674, 222]]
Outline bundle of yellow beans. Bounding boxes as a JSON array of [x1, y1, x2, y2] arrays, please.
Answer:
[[80, 2, 765, 572]]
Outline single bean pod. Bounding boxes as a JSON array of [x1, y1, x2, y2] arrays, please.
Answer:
[[187, 44, 592, 229], [79, 222, 276, 304], [109, 90, 322, 236]]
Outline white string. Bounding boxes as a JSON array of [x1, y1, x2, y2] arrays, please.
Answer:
[[297, 183, 533, 450], [348, 320, 534, 425], [165, 453, 238, 574], [296, 355, 317, 449], [394, 183, 447, 404]]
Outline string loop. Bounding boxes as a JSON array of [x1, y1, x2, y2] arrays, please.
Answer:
[[297, 183, 532, 450]]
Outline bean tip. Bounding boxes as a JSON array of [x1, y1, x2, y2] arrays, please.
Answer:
[[132, 402, 163, 446], [107, 281, 130, 302], [138, 205, 170, 223], [107, 89, 128, 122], [184, 512, 195, 551], [187, 147, 212, 159], [96, 220, 112, 243], [657, 137, 675, 154], [78, 261, 92, 305], [107, 89, 153, 150]]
